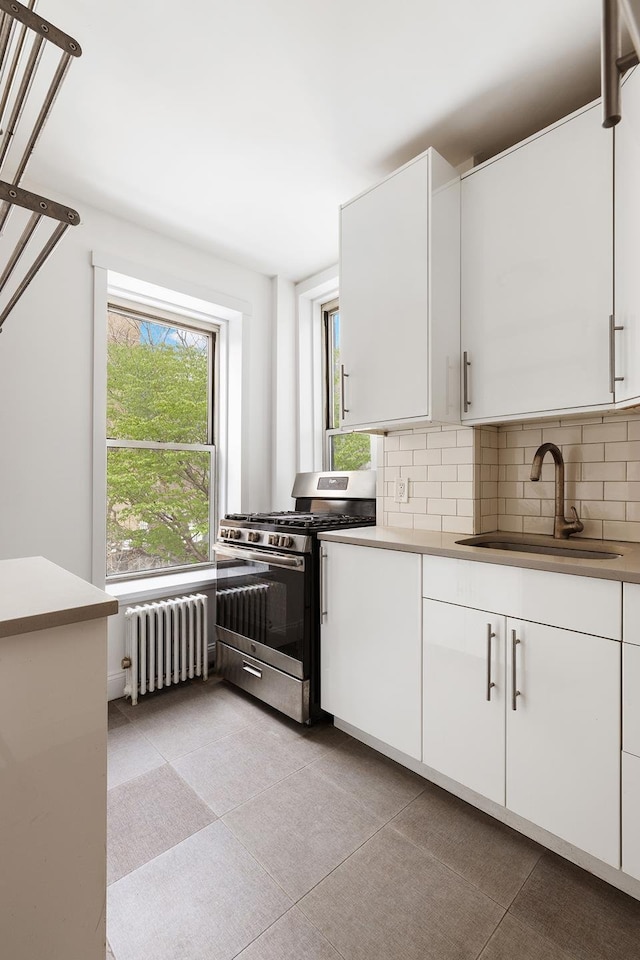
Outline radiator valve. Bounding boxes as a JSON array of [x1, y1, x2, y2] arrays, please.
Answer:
[[121, 656, 132, 669]]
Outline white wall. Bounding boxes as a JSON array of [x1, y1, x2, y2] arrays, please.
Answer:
[[0, 199, 274, 582]]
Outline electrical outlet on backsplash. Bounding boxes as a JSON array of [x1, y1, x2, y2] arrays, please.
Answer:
[[378, 412, 640, 543]]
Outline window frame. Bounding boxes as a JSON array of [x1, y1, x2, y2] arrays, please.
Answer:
[[322, 298, 373, 472], [105, 298, 219, 583]]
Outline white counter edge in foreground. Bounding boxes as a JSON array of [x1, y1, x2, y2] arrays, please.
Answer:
[[0, 555, 119, 639]]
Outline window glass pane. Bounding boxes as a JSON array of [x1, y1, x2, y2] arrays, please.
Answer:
[[107, 311, 210, 443], [330, 432, 372, 471], [107, 448, 210, 576]]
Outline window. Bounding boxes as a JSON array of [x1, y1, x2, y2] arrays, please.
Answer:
[[106, 304, 216, 578], [322, 299, 371, 470]]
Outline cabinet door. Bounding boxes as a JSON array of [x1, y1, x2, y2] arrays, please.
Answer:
[[506, 619, 620, 866], [340, 156, 430, 427], [461, 101, 613, 422], [622, 752, 640, 880], [615, 66, 640, 405], [320, 542, 422, 758], [423, 600, 505, 804]]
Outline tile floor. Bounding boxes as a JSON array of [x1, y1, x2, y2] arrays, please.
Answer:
[[106, 679, 640, 960]]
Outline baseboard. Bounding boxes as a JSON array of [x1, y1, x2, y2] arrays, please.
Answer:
[[107, 671, 126, 702], [333, 717, 640, 902]]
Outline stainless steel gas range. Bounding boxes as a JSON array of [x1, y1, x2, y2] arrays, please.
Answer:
[[213, 471, 376, 723]]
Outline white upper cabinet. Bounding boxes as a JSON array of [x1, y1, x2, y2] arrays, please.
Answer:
[[615, 66, 640, 406], [339, 149, 460, 430], [461, 100, 613, 423]]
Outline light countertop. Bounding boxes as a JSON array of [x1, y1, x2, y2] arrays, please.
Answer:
[[318, 526, 640, 583], [0, 556, 119, 639]]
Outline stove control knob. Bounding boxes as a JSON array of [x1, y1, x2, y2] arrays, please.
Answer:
[[268, 534, 278, 546], [232, 529, 242, 540], [282, 536, 294, 548], [248, 531, 260, 543], [220, 528, 229, 538]]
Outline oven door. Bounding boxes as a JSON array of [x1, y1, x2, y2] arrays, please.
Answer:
[[214, 543, 309, 679]]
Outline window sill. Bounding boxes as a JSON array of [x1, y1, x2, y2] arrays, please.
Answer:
[[107, 567, 218, 605]]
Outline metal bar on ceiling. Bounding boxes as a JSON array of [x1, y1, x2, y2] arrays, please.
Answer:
[[0, 179, 79, 333], [0, 0, 82, 334], [602, 0, 640, 126]]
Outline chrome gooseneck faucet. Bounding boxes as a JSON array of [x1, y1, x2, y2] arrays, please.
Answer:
[[530, 442, 584, 540]]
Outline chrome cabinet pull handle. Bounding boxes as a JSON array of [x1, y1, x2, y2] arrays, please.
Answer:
[[511, 629, 521, 711], [320, 549, 328, 622], [486, 623, 496, 701], [609, 313, 624, 395], [340, 364, 349, 418], [242, 662, 262, 679], [463, 351, 471, 412]]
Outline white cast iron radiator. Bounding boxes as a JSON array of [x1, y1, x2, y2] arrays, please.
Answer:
[[123, 594, 208, 705]]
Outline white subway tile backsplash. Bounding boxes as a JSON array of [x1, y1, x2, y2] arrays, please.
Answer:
[[444, 515, 474, 534], [526, 481, 556, 500], [427, 498, 457, 515], [411, 481, 442, 498], [581, 461, 627, 481], [400, 465, 428, 482], [456, 430, 474, 447], [381, 412, 640, 543], [581, 500, 626, 521], [498, 481, 525, 499], [441, 481, 474, 499], [583, 422, 628, 443], [605, 441, 640, 462], [571, 481, 604, 501], [522, 516, 554, 535], [541, 425, 583, 445], [399, 498, 428, 514], [507, 428, 542, 448], [413, 448, 443, 466], [481, 447, 500, 465], [504, 498, 541, 516], [603, 520, 640, 542], [604, 481, 640, 501], [386, 451, 413, 467], [499, 515, 524, 533], [414, 514, 442, 531], [427, 431, 458, 449], [444, 447, 478, 465], [399, 433, 427, 450], [427, 464, 458, 482], [385, 512, 414, 529], [481, 514, 498, 532], [500, 448, 525, 464], [457, 463, 474, 482]]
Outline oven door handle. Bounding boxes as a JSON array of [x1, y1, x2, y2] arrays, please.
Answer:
[[213, 543, 305, 570]]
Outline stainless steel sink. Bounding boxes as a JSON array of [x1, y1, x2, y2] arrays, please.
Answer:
[[456, 535, 622, 560]]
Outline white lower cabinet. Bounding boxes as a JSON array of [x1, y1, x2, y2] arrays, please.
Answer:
[[422, 582, 621, 867], [506, 619, 620, 866], [623, 752, 640, 880], [423, 600, 505, 804], [320, 541, 422, 759]]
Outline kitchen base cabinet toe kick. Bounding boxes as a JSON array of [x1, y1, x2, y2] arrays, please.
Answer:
[[319, 540, 640, 902]]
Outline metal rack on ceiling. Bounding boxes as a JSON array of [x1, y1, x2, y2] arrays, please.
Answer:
[[0, 0, 81, 333]]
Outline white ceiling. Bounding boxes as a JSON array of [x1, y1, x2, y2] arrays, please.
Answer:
[[28, 1, 606, 282]]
